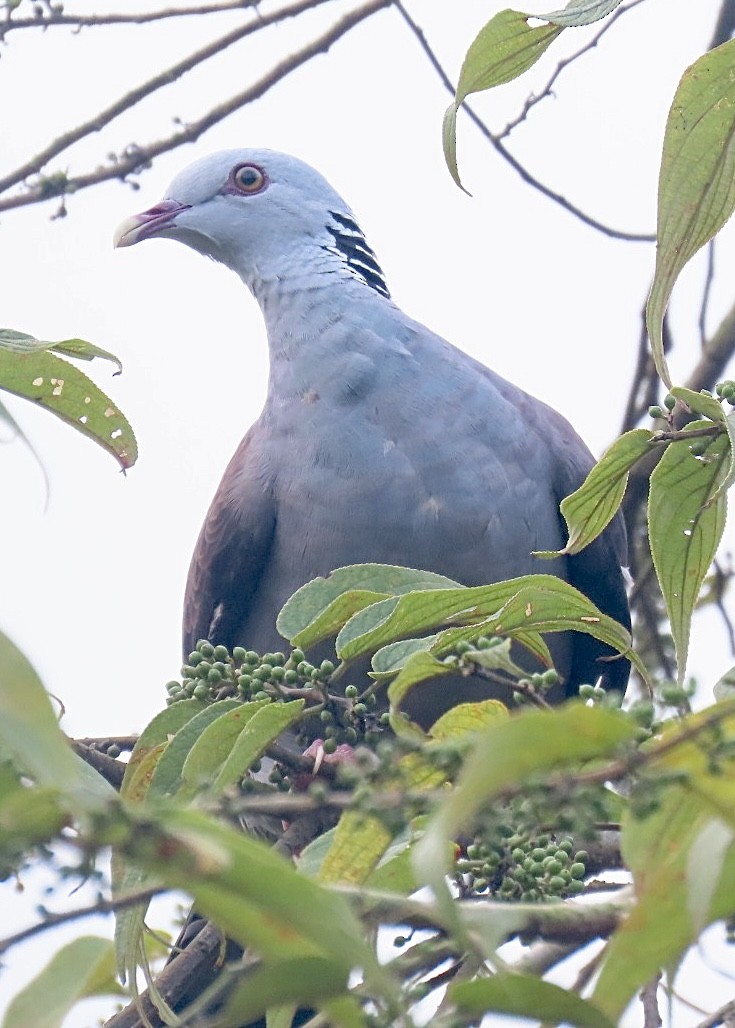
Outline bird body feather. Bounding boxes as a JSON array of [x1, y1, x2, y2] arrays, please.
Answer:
[[116, 149, 630, 719]]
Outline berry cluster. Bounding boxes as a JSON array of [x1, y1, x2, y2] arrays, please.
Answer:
[[456, 830, 588, 901], [165, 639, 385, 749]]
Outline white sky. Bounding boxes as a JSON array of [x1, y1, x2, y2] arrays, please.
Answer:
[[1, 1, 733, 1024]]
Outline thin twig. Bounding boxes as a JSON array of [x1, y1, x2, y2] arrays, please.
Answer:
[[0, 0, 336, 199], [498, 0, 648, 141], [699, 241, 717, 348], [0, 0, 392, 213], [394, 0, 654, 243], [0, 0, 259, 38], [0, 885, 165, 956], [640, 974, 663, 1028], [695, 997, 735, 1028]]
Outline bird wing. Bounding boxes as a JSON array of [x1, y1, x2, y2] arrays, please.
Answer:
[[182, 424, 276, 658]]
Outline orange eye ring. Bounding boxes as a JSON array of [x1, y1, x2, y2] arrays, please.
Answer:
[[233, 164, 267, 194]]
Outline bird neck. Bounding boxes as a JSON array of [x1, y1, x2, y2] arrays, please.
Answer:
[[238, 210, 390, 310]]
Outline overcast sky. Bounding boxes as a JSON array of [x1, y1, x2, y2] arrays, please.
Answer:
[[1, 1, 732, 1023]]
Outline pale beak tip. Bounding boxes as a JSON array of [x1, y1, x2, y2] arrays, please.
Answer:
[[113, 215, 143, 249]]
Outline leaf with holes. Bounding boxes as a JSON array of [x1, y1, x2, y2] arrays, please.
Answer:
[[0, 349, 136, 469]]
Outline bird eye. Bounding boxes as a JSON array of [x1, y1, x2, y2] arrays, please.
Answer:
[[233, 164, 267, 194]]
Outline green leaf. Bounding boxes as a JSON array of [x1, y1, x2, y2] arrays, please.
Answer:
[[50, 338, 123, 373], [4, 937, 121, 1028], [648, 420, 729, 684], [387, 651, 454, 734], [0, 329, 123, 373], [180, 699, 272, 795], [0, 348, 136, 470], [669, 386, 726, 424], [146, 699, 241, 799], [451, 974, 615, 1028], [541, 429, 654, 556], [338, 575, 638, 679], [120, 699, 208, 802], [646, 39, 735, 387], [318, 811, 393, 885], [277, 564, 459, 645], [456, 10, 563, 103], [212, 699, 305, 792], [365, 838, 417, 895], [129, 807, 393, 998], [0, 782, 67, 850], [221, 957, 349, 1026], [444, 10, 562, 187], [594, 706, 735, 1017], [0, 628, 114, 811], [542, 0, 622, 28]]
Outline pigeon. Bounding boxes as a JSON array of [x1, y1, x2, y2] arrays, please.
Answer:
[[115, 148, 630, 722]]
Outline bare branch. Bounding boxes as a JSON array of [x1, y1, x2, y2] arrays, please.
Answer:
[[394, 0, 654, 243], [0, 0, 260, 38], [0, 0, 339, 201], [0, 885, 165, 956]]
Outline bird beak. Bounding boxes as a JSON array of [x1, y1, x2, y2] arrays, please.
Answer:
[[113, 199, 191, 248]]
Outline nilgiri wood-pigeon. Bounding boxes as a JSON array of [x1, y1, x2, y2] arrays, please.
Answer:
[[115, 149, 630, 720]]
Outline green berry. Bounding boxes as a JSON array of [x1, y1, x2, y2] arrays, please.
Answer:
[[648, 405, 665, 419], [570, 862, 586, 879], [198, 642, 215, 658], [663, 393, 676, 411], [193, 684, 210, 700]]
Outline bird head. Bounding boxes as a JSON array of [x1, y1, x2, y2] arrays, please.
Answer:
[[113, 148, 387, 297]]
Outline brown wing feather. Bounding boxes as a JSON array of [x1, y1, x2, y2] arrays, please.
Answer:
[[182, 426, 276, 657]]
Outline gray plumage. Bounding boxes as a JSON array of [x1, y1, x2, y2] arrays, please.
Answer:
[[115, 149, 630, 721]]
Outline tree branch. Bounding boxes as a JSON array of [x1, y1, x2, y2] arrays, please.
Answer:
[[0, 0, 260, 38], [0, 885, 165, 956], [0, 0, 339, 202]]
